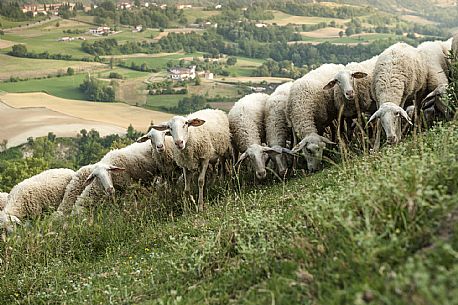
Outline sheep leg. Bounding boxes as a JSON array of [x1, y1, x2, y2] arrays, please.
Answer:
[[198, 159, 209, 211], [183, 167, 191, 193]]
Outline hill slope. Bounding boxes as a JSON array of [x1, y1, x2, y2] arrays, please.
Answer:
[[0, 121, 457, 304]]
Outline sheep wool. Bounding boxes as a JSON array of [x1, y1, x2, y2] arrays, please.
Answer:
[[0, 192, 8, 210], [0, 168, 74, 227]]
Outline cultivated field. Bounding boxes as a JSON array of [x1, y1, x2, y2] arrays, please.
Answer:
[[0, 54, 105, 81], [0, 100, 125, 149], [0, 92, 173, 132], [265, 10, 350, 26]]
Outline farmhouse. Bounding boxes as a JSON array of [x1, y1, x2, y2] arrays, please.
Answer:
[[176, 4, 192, 9], [89, 27, 112, 35], [169, 66, 196, 81]]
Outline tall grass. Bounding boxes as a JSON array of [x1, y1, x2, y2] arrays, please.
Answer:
[[1, 121, 457, 304]]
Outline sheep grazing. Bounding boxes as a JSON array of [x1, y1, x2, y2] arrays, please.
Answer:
[[0, 168, 74, 233], [369, 42, 426, 148], [73, 141, 157, 212], [151, 109, 231, 209], [287, 63, 343, 172], [323, 56, 379, 140], [53, 164, 94, 217], [0, 192, 8, 210], [417, 39, 452, 93], [265, 82, 294, 176], [230, 93, 290, 179]]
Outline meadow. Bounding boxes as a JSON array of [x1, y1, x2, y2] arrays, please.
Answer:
[[0, 122, 457, 304]]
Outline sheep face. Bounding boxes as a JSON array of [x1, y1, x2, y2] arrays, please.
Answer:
[[152, 116, 205, 150], [0, 211, 21, 234], [84, 164, 125, 195], [137, 128, 167, 153], [236, 145, 293, 179], [324, 71, 368, 101], [368, 102, 412, 145], [293, 133, 335, 172]]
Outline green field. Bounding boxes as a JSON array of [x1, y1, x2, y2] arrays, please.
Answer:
[[121, 52, 203, 69], [266, 10, 350, 26], [0, 73, 88, 100], [300, 33, 399, 44], [145, 94, 183, 110], [182, 7, 221, 23], [1, 120, 457, 304], [0, 20, 160, 59]]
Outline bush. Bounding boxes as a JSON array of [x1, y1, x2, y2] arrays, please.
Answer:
[[79, 76, 116, 102], [67, 67, 75, 76], [108, 72, 124, 79]]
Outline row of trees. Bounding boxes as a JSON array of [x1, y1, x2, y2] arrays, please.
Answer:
[[9, 44, 72, 60], [79, 76, 116, 102]]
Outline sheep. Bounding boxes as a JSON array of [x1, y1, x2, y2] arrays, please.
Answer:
[[368, 42, 425, 148], [72, 141, 158, 213], [0, 192, 8, 210], [264, 82, 295, 177], [452, 32, 458, 59], [136, 127, 180, 181], [287, 63, 343, 172], [230, 93, 290, 179], [0, 168, 74, 233], [323, 56, 379, 141], [417, 39, 452, 94], [151, 109, 231, 209], [53, 164, 94, 217]]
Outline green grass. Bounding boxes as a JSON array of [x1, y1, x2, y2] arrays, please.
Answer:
[[121, 52, 203, 69], [1, 120, 458, 304], [0, 74, 88, 100], [145, 94, 183, 110], [182, 7, 221, 23]]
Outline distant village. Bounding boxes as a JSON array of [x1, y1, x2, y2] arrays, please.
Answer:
[[20, 2, 223, 17]]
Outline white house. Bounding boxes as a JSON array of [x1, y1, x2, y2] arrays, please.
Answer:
[[169, 66, 196, 81]]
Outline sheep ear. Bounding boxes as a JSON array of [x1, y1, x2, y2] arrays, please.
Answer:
[[235, 152, 248, 167], [352, 72, 368, 79], [262, 146, 283, 157], [108, 166, 125, 172], [151, 124, 169, 131], [320, 136, 336, 145], [323, 79, 337, 90], [367, 110, 380, 125], [187, 118, 205, 127], [292, 137, 309, 153], [9, 215, 21, 225], [84, 173, 95, 187], [136, 135, 149, 143], [399, 109, 413, 125]]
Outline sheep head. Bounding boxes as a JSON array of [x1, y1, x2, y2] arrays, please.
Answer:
[[84, 164, 125, 196], [151, 116, 205, 150], [367, 102, 412, 145], [137, 128, 167, 153], [323, 70, 368, 101], [235, 144, 294, 180], [292, 133, 335, 172], [0, 211, 21, 234]]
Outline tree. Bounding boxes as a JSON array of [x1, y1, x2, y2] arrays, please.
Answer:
[[195, 75, 201, 86], [345, 27, 354, 37], [339, 31, 344, 38], [67, 67, 75, 76], [55, 21, 60, 27], [11, 44, 27, 57], [226, 56, 237, 66]]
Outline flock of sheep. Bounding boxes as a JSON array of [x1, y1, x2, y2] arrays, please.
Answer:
[[1, 34, 457, 234]]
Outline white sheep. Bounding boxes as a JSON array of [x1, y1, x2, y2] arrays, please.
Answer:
[[323, 56, 379, 140], [264, 82, 295, 176], [287, 63, 343, 172], [151, 109, 231, 209], [72, 141, 158, 212], [0, 192, 8, 210], [230, 93, 289, 179], [452, 32, 458, 59], [136, 127, 180, 181], [368, 43, 424, 148], [53, 164, 94, 217], [0, 168, 74, 233]]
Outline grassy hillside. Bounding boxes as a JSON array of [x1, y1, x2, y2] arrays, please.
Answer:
[[0, 121, 457, 304]]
